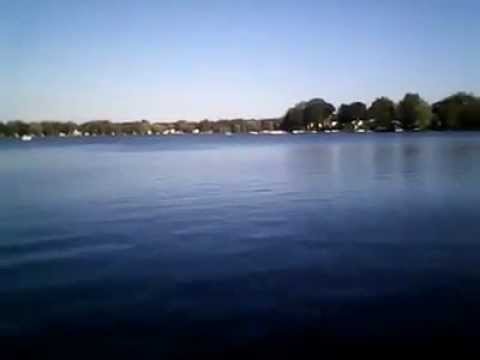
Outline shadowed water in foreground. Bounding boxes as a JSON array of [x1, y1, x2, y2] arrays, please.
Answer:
[[1, 133, 480, 358]]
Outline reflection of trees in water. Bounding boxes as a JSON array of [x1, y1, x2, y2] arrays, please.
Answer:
[[280, 134, 480, 214], [281, 137, 377, 199], [443, 139, 480, 181]]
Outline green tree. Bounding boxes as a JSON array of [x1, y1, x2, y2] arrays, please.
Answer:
[[281, 102, 306, 131], [337, 104, 351, 124], [397, 93, 432, 130], [0, 122, 11, 136], [60, 121, 78, 135], [40, 121, 60, 136], [432, 92, 477, 129], [151, 122, 168, 134], [368, 97, 396, 130], [28, 122, 43, 136], [199, 119, 212, 133], [138, 120, 151, 135], [459, 98, 480, 129], [349, 102, 368, 121], [229, 119, 245, 133], [337, 102, 367, 124], [7, 121, 30, 136], [304, 99, 335, 130]]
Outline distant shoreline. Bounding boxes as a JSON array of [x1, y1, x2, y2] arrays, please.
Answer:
[[2, 92, 479, 139], [2, 129, 480, 143]]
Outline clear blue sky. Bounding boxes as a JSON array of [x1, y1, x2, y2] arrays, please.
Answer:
[[1, 0, 479, 122]]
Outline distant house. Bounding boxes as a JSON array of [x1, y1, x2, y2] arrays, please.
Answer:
[[392, 120, 402, 128], [353, 120, 366, 131], [163, 129, 176, 135]]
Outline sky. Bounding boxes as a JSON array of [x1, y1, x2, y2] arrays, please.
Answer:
[[1, 0, 479, 122]]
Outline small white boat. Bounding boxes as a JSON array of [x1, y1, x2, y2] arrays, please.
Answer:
[[21, 135, 32, 141], [225, 132, 233, 136], [261, 130, 286, 135]]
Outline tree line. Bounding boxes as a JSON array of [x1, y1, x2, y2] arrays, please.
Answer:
[[1, 92, 479, 138], [0, 118, 280, 137], [281, 92, 480, 132]]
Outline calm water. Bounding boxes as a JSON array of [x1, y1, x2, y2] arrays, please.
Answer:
[[1, 133, 480, 356]]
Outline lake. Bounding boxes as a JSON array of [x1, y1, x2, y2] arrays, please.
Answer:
[[1, 132, 480, 357]]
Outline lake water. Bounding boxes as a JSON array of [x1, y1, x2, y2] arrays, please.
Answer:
[[1, 133, 480, 357]]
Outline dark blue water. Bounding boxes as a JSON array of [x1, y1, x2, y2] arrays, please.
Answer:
[[1, 133, 480, 357]]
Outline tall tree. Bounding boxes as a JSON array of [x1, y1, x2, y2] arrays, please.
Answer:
[[7, 121, 30, 136], [303, 98, 335, 130], [199, 119, 212, 133], [368, 97, 396, 130], [28, 122, 43, 136], [337, 102, 367, 124], [337, 104, 352, 124], [281, 102, 306, 131], [349, 102, 368, 121], [0, 123, 11, 136], [61, 122, 78, 135], [459, 98, 480, 129], [397, 93, 432, 130], [432, 92, 477, 129]]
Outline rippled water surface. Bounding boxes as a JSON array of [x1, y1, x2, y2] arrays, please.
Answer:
[[1, 133, 480, 356]]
